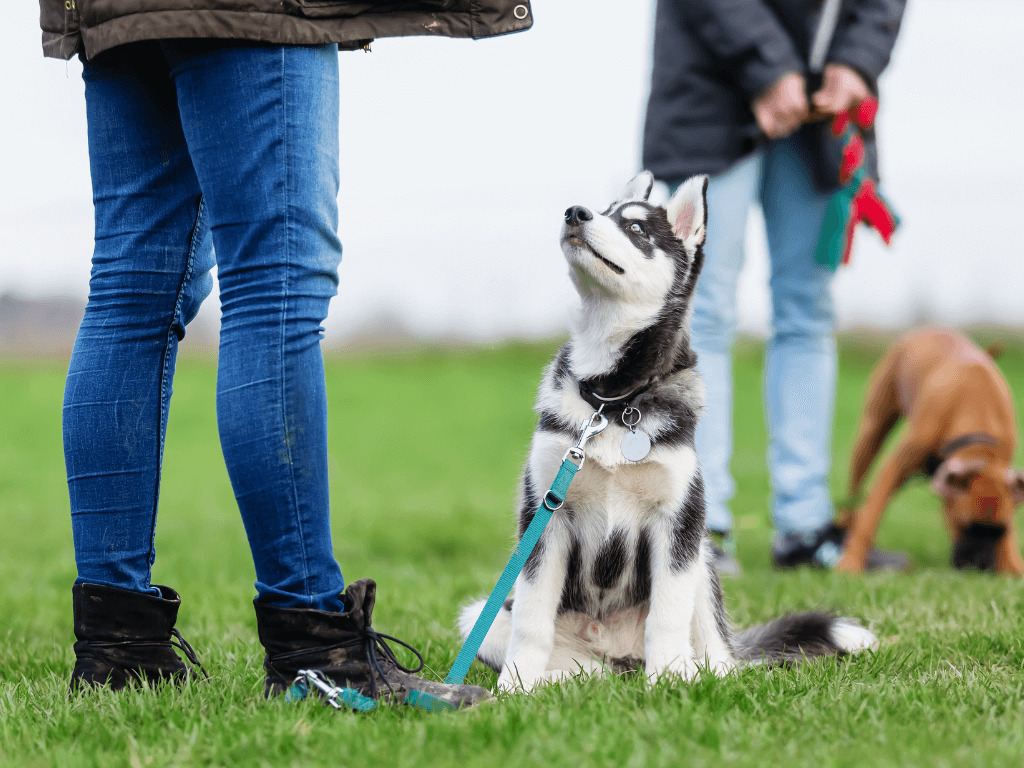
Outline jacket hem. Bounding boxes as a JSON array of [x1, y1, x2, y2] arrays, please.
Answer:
[[76, 8, 531, 61], [42, 29, 84, 60]]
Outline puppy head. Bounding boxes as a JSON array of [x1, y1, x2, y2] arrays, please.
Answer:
[[560, 171, 708, 311]]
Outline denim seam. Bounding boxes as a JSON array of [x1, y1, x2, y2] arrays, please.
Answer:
[[149, 194, 206, 585], [277, 47, 311, 605]]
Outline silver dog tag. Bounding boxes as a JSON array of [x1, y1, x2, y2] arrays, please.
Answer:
[[621, 430, 651, 462]]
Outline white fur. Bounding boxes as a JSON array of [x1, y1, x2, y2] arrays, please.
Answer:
[[829, 619, 879, 653]]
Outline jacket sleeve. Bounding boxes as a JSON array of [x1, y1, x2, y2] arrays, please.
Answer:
[[679, 0, 805, 101], [827, 0, 907, 81]]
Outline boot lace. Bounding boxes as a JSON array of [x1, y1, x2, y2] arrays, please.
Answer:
[[170, 628, 210, 679], [269, 624, 425, 699], [80, 628, 209, 680], [361, 625, 425, 698]]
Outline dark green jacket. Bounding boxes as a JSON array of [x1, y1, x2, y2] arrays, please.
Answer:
[[40, 0, 533, 60], [642, 0, 904, 181]]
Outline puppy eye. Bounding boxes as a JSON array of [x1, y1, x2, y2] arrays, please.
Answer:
[[629, 222, 646, 235]]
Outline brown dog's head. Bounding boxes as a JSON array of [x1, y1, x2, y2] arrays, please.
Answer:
[[932, 457, 1024, 570]]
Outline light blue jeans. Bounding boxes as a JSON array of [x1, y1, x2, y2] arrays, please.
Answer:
[[65, 41, 345, 611], [687, 135, 835, 538]]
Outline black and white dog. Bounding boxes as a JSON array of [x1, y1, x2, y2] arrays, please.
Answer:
[[459, 172, 877, 692]]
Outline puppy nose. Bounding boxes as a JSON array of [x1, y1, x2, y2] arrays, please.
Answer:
[[564, 206, 593, 226]]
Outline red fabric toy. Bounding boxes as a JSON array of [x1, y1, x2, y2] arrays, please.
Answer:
[[815, 98, 899, 269]]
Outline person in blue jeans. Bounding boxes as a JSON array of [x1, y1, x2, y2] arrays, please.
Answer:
[[41, 0, 533, 702], [642, 1, 907, 575]]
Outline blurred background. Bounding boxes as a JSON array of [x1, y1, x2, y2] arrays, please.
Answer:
[[2, 0, 1023, 355], [3, 9, 1024, 762]]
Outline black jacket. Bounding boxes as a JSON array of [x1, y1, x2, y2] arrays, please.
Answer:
[[40, 0, 532, 61], [642, 0, 905, 182]]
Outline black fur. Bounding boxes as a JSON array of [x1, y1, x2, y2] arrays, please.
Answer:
[[670, 472, 706, 572], [600, 202, 661, 259], [558, 536, 589, 615], [519, 473, 544, 581], [537, 410, 577, 437], [708, 565, 731, 642], [628, 528, 652, 605], [592, 529, 629, 590], [637, 392, 698, 448], [550, 345, 572, 391]]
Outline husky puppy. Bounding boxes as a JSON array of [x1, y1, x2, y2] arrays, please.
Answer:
[[459, 172, 878, 692]]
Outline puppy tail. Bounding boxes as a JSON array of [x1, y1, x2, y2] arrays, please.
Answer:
[[456, 598, 512, 673], [732, 613, 878, 666]]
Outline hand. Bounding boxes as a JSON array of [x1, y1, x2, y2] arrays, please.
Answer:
[[752, 72, 809, 139], [811, 63, 871, 117]]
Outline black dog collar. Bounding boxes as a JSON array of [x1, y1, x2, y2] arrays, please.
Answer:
[[577, 380, 652, 411], [923, 433, 1003, 477], [577, 358, 694, 413]]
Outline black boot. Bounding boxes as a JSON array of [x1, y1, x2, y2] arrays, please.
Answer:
[[255, 578, 491, 709], [771, 523, 911, 571], [71, 583, 207, 693]]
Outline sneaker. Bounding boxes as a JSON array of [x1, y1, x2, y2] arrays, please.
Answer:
[[708, 530, 742, 577], [772, 523, 911, 572]]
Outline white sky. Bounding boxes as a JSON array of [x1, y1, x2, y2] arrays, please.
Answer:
[[2, 0, 1024, 341]]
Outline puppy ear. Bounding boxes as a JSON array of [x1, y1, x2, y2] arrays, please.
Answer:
[[1006, 468, 1024, 504], [618, 171, 654, 203], [666, 175, 708, 250], [931, 458, 983, 498]]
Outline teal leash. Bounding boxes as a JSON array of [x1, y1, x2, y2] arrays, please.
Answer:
[[445, 408, 608, 685]]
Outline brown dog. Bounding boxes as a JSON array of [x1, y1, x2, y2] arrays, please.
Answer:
[[836, 328, 1024, 575]]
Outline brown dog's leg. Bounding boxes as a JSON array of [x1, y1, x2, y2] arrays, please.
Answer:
[[843, 353, 902, 527], [837, 436, 928, 573], [995, 522, 1024, 576]]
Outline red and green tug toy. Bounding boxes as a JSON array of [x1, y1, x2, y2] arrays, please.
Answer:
[[815, 97, 899, 270]]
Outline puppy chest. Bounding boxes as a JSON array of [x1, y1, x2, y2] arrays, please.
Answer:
[[565, 458, 687, 516], [558, 523, 652, 618]]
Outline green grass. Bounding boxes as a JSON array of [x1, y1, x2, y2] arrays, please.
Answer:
[[1, 337, 1024, 768]]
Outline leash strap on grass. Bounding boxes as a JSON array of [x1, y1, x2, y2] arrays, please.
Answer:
[[445, 456, 581, 685]]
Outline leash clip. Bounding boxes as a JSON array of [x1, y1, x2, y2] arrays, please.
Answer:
[[289, 669, 378, 712], [563, 408, 609, 468], [292, 669, 347, 709]]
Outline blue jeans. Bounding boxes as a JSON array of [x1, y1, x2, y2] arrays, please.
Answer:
[[64, 41, 345, 611], [688, 136, 835, 538]]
